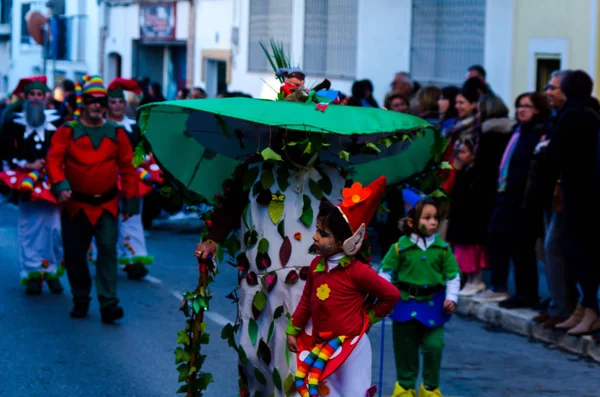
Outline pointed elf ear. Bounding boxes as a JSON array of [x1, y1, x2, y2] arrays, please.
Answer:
[[343, 223, 366, 256]]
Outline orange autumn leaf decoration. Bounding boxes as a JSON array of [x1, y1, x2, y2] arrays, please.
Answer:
[[318, 381, 331, 396], [341, 182, 372, 208]]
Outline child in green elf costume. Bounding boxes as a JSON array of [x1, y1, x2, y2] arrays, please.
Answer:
[[379, 198, 460, 397]]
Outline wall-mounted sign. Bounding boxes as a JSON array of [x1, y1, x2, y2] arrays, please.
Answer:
[[140, 2, 176, 39]]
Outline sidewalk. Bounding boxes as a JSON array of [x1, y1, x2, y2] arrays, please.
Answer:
[[456, 297, 600, 363]]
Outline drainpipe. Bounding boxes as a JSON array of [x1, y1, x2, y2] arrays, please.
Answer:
[[186, 0, 196, 88], [98, 0, 108, 77]]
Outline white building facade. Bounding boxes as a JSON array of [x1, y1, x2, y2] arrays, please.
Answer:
[[6, 0, 99, 93]]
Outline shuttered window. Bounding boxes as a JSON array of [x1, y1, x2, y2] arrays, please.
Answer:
[[410, 0, 486, 86], [303, 0, 357, 79], [247, 0, 293, 72]]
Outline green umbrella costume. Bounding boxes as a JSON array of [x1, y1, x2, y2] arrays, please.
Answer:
[[136, 65, 444, 395]]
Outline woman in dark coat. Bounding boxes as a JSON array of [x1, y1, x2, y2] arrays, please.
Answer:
[[477, 92, 550, 308]]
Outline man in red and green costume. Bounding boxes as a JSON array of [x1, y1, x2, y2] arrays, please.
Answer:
[[46, 75, 139, 323]]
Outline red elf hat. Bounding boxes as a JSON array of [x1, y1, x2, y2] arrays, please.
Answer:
[[107, 78, 142, 98], [12, 76, 48, 97], [337, 175, 387, 256]]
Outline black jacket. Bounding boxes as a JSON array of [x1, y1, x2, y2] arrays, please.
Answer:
[[489, 116, 547, 238], [547, 97, 600, 233]]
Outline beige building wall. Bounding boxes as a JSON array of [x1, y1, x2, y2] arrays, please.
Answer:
[[512, 0, 596, 100]]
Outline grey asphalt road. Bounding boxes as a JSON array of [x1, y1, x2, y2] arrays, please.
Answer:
[[0, 204, 598, 397]]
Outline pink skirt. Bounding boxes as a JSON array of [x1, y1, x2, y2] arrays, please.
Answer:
[[453, 244, 489, 274]]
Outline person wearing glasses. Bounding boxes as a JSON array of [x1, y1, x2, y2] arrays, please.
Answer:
[[46, 75, 139, 324], [476, 92, 550, 308]]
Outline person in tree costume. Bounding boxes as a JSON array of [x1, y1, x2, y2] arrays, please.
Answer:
[[286, 176, 400, 397], [379, 198, 460, 397], [194, 133, 349, 396], [46, 75, 139, 323], [104, 78, 157, 280], [0, 78, 65, 294]]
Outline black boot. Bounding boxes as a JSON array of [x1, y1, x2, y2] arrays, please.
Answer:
[[25, 279, 43, 295], [124, 263, 149, 281], [70, 302, 90, 318], [45, 278, 64, 294], [101, 304, 124, 324]]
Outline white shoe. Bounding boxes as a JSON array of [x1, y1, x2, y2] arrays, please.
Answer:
[[472, 290, 509, 302], [459, 283, 476, 297], [471, 282, 486, 294]]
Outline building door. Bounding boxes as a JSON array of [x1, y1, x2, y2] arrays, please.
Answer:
[[133, 41, 165, 89], [205, 59, 227, 98], [107, 52, 122, 83]]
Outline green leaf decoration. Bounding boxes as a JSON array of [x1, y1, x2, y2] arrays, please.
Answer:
[[267, 320, 275, 343], [268, 191, 285, 224], [254, 367, 267, 385], [242, 204, 251, 229], [195, 373, 214, 392], [261, 147, 283, 162], [243, 167, 260, 191], [223, 234, 241, 256], [276, 166, 290, 191], [238, 346, 248, 365], [193, 299, 201, 314], [221, 323, 234, 340], [339, 150, 350, 162], [285, 343, 291, 367], [217, 245, 224, 263], [272, 368, 283, 391], [244, 230, 258, 247], [277, 219, 285, 239], [248, 318, 258, 346], [257, 238, 270, 255], [256, 252, 272, 270], [308, 179, 323, 200], [252, 290, 267, 320], [274, 305, 285, 319], [279, 236, 292, 267], [430, 189, 446, 198], [177, 363, 189, 382], [303, 141, 313, 154], [176, 330, 190, 346], [283, 372, 296, 396], [366, 142, 381, 153], [133, 141, 146, 167], [317, 171, 332, 195], [440, 161, 453, 170], [261, 168, 275, 190], [257, 339, 272, 366], [174, 347, 191, 364], [300, 194, 313, 227], [261, 271, 278, 293]]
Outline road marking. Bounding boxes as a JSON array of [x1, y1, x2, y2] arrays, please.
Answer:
[[171, 290, 234, 326], [143, 275, 162, 285]]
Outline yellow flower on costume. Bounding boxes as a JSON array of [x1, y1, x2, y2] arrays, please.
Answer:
[[318, 381, 331, 396], [316, 284, 331, 301]]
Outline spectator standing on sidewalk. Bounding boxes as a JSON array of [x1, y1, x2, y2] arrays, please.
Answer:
[[547, 70, 600, 335], [525, 70, 580, 329], [476, 92, 550, 308], [437, 86, 460, 136], [416, 86, 441, 124]]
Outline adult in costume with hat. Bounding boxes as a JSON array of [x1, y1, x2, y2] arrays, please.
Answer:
[[0, 77, 65, 294], [101, 78, 159, 280], [286, 176, 400, 397], [46, 75, 139, 323]]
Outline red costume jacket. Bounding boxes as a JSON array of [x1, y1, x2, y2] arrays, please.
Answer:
[[46, 120, 139, 225], [289, 255, 400, 343]]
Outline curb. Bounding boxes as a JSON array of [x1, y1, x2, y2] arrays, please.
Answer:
[[456, 297, 600, 363]]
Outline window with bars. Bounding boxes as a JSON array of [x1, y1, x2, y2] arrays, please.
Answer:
[[410, 0, 486, 86], [303, 0, 357, 79], [247, 0, 293, 72]]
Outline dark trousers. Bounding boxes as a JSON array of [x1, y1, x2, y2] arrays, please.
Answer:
[[141, 191, 163, 230], [488, 232, 539, 299], [564, 228, 599, 312], [61, 210, 119, 308]]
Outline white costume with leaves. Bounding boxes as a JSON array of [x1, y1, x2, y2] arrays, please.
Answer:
[[236, 161, 344, 396]]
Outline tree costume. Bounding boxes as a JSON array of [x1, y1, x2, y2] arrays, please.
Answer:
[[46, 75, 139, 316], [137, 42, 443, 395], [286, 176, 400, 397], [0, 80, 64, 293], [379, 233, 460, 397]]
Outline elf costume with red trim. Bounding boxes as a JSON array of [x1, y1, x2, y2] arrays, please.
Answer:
[[286, 176, 400, 397], [46, 75, 139, 317]]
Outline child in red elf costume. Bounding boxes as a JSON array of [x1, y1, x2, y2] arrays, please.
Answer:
[[286, 176, 400, 397]]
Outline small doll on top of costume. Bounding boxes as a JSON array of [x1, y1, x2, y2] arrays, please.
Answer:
[[286, 176, 400, 397], [276, 67, 306, 99], [379, 198, 460, 397]]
